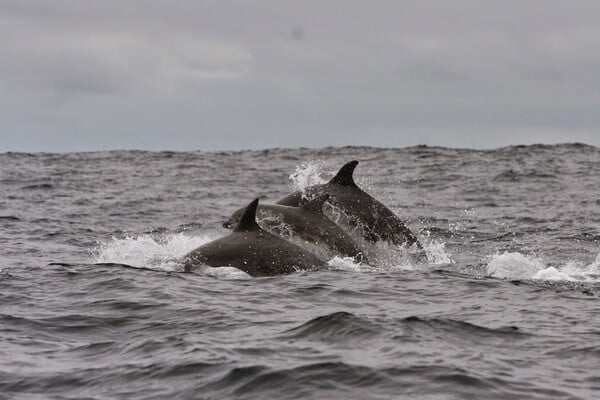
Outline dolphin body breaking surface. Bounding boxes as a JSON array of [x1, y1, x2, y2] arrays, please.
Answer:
[[277, 160, 425, 257], [223, 194, 367, 262], [183, 198, 325, 277]]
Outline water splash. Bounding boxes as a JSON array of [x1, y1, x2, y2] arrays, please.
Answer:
[[327, 256, 375, 272], [288, 161, 327, 193], [93, 233, 214, 272], [201, 266, 252, 280], [486, 251, 600, 282], [92, 232, 598, 283], [486, 252, 545, 280], [256, 211, 295, 239], [94, 233, 261, 279], [421, 232, 454, 264]]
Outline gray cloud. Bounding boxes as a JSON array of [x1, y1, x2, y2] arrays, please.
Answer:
[[1, 0, 599, 151]]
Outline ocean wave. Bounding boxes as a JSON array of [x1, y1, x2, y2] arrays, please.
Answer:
[[283, 311, 380, 342], [398, 316, 530, 342], [20, 183, 55, 190]]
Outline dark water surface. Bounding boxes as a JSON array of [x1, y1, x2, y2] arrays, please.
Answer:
[[1, 145, 599, 399]]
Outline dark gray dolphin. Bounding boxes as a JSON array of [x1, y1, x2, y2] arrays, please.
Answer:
[[223, 194, 367, 262], [277, 160, 426, 259], [183, 198, 325, 277]]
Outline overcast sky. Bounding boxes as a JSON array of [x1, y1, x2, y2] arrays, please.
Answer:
[[1, 1, 599, 152]]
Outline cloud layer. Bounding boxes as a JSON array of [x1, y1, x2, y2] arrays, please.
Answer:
[[1, 1, 600, 151]]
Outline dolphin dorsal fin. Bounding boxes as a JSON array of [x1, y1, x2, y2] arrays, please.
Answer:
[[329, 160, 358, 186], [301, 194, 329, 213], [234, 198, 261, 232]]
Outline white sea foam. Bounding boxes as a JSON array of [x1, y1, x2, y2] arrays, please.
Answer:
[[327, 256, 376, 272], [201, 266, 252, 280], [327, 238, 452, 273], [94, 233, 214, 272], [94, 233, 253, 279], [486, 252, 546, 280], [486, 251, 600, 282], [94, 231, 600, 283]]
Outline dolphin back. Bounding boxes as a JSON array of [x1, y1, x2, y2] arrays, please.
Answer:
[[184, 198, 325, 276], [276, 191, 304, 207], [275, 160, 425, 258]]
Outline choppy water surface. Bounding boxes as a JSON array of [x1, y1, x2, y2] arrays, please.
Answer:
[[1, 144, 599, 399]]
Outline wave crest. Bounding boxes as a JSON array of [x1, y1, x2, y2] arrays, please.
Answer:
[[283, 311, 380, 341]]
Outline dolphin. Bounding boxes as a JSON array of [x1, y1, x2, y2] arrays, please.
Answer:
[[277, 160, 426, 259], [223, 194, 367, 262], [183, 198, 325, 277]]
